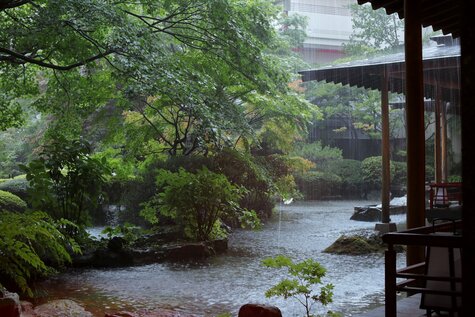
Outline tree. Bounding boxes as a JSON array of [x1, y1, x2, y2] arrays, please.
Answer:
[[20, 137, 110, 226], [344, 3, 403, 56], [140, 167, 257, 241], [262, 255, 335, 317]]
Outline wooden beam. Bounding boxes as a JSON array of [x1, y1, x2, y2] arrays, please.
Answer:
[[404, 0, 426, 267], [381, 66, 391, 223]]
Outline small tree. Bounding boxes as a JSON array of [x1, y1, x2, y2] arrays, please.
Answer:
[[20, 137, 110, 226], [141, 167, 259, 241], [262, 255, 335, 317]]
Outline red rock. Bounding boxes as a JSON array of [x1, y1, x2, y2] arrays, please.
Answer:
[[0, 290, 21, 317], [238, 304, 282, 317]]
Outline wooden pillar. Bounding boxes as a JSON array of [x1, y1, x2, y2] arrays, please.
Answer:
[[434, 87, 442, 183], [404, 0, 426, 266], [381, 67, 391, 223], [441, 101, 448, 181], [461, 1, 475, 314]]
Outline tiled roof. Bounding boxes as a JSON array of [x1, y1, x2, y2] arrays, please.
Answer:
[[299, 43, 460, 103], [357, 0, 461, 38]]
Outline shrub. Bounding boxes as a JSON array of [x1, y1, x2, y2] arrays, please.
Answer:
[[361, 156, 396, 190], [20, 137, 110, 227], [0, 211, 80, 296], [262, 255, 334, 317], [213, 149, 274, 220], [392, 161, 407, 187], [141, 167, 259, 241], [0, 178, 29, 202], [327, 159, 363, 198], [291, 142, 343, 168], [294, 171, 342, 200], [0, 190, 27, 212], [425, 165, 435, 182]]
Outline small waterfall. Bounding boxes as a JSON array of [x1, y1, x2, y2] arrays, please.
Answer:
[[103, 204, 125, 227]]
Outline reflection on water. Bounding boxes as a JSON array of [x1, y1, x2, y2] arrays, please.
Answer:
[[38, 200, 406, 316]]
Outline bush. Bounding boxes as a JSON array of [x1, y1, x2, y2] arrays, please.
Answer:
[[20, 137, 110, 226], [0, 190, 27, 212], [392, 161, 407, 188], [213, 149, 275, 220], [0, 211, 80, 296], [0, 178, 29, 202], [141, 167, 259, 241], [294, 171, 342, 200], [361, 156, 396, 190], [291, 141, 343, 168], [327, 159, 363, 198]]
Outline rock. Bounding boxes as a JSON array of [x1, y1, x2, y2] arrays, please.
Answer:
[[105, 312, 139, 317], [20, 301, 35, 317], [163, 242, 214, 260], [238, 304, 282, 317], [105, 308, 199, 317], [210, 238, 228, 254], [0, 289, 21, 317], [108, 236, 127, 252], [350, 206, 381, 222], [34, 299, 93, 317], [324, 234, 382, 255]]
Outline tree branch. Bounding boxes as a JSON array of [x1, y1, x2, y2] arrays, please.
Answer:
[[0, 0, 32, 10], [0, 47, 115, 70]]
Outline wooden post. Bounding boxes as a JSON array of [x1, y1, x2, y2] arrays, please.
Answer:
[[441, 100, 448, 182], [461, 2, 475, 315], [404, 0, 426, 266], [385, 245, 397, 317], [381, 67, 391, 223], [435, 86, 442, 183]]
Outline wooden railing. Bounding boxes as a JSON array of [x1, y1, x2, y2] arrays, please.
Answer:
[[383, 221, 462, 317]]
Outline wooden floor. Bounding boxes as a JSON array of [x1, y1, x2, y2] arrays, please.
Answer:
[[353, 294, 428, 317]]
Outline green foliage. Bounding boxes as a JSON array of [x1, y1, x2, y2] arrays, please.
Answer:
[[292, 142, 342, 169], [448, 175, 462, 183], [0, 211, 80, 296], [0, 190, 27, 212], [262, 255, 334, 317], [0, 177, 29, 202], [213, 149, 274, 220], [20, 137, 110, 226], [392, 161, 407, 187], [278, 13, 308, 48], [327, 159, 364, 197], [294, 171, 342, 200], [101, 223, 145, 245], [141, 167, 258, 241], [345, 3, 403, 55], [361, 156, 396, 190]]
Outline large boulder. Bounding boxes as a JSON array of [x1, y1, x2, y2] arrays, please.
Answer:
[[350, 206, 381, 222], [33, 299, 93, 317], [0, 289, 21, 317], [238, 304, 282, 317]]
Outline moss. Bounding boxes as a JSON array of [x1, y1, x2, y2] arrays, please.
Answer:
[[324, 233, 385, 255], [0, 190, 27, 212]]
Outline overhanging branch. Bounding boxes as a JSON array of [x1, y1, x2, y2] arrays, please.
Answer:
[[0, 47, 115, 70]]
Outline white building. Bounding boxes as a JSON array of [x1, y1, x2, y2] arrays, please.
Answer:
[[283, 0, 354, 64]]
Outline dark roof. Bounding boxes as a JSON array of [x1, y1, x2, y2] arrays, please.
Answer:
[[299, 43, 460, 104], [358, 0, 461, 38]]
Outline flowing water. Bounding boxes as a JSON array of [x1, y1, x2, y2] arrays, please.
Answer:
[[37, 200, 407, 316]]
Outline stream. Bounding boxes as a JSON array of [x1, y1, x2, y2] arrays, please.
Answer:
[[37, 200, 407, 317]]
